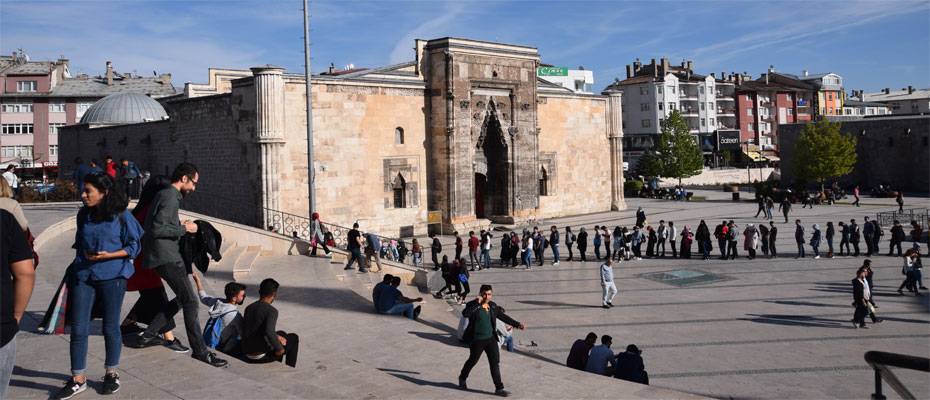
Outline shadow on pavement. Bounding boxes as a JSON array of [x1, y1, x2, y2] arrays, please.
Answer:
[[385, 372, 496, 396], [10, 366, 72, 396], [763, 300, 845, 308], [739, 314, 849, 328], [275, 285, 374, 313], [517, 300, 603, 309]]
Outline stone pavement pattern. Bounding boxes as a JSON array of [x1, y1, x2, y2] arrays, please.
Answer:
[[460, 195, 930, 399], [9, 206, 701, 399]]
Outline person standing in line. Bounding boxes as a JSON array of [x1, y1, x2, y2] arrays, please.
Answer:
[[564, 226, 575, 262], [810, 224, 822, 259], [592, 225, 602, 260], [454, 231, 463, 261], [769, 221, 779, 258], [118, 158, 142, 199], [646, 226, 657, 258], [838, 221, 850, 256], [726, 221, 739, 260], [759, 223, 770, 257], [411, 239, 423, 268], [601, 227, 611, 262], [630, 226, 645, 260], [522, 233, 534, 269], [909, 220, 924, 253], [863, 216, 875, 257], [611, 227, 623, 261], [656, 221, 668, 258], [549, 226, 560, 266], [825, 221, 835, 258], [533, 230, 545, 267], [467, 231, 480, 271], [714, 221, 727, 260], [765, 196, 775, 220], [129, 164, 228, 369], [852, 185, 861, 207], [896, 191, 904, 213], [888, 220, 905, 257], [852, 267, 872, 329], [871, 219, 884, 257], [57, 173, 144, 399], [779, 197, 791, 223], [794, 220, 806, 259], [510, 233, 521, 267], [667, 221, 678, 259], [743, 223, 759, 260], [577, 227, 588, 262], [679, 226, 693, 259], [850, 219, 862, 257], [696, 220, 711, 260], [600, 259, 618, 309], [431, 233, 443, 270], [499, 233, 511, 268], [458, 285, 525, 397], [0, 210, 35, 399], [345, 223, 367, 272]]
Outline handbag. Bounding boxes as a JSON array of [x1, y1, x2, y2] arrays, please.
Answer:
[[458, 273, 468, 283]]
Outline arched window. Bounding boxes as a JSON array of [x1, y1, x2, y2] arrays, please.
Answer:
[[395, 127, 405, 144], [538, 166, 549, 196], [392, 173, 407, 208]]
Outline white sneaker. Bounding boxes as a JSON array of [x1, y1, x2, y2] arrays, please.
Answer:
[[553, 262, 560, 266], [815, 256, 821, 259], [635, 257, 642, 260]]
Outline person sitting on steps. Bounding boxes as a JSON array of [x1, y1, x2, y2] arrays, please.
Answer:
[[241, 279, 299, 367]]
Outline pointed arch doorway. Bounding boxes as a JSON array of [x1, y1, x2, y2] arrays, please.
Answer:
[[474, 105, 510, 221]]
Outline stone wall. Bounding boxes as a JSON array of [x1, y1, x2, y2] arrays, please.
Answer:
[[280, 80, 429, 236], [658, 167, 777, 187], [59, 93, 262, 226], [777, 116, 930, 192], [537, 94, 613, 217]]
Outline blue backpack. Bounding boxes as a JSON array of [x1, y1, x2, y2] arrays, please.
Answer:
[[203, 310, 236, 349]]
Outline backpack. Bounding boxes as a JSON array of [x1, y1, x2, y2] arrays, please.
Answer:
[[203, 310, 237, 349]]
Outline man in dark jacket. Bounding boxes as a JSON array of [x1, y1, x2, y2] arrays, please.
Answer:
[[430, 233, 442, 270], [863, 217, 875, 256], [794, 220, 805, 258], [549, 226, 560, 266], [872, 219, 884, 257], [132, 163, 227, 368], [769, 221, 778, 258], [566, 332, 597, 370], [577, 228, 588, 262], [459, 285, 525, 397], [852, 267, 871, 329], [614, 344, 648, 385], [888, 220, 906, 256]]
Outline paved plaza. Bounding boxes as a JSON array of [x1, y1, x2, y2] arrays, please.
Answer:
[[7, 194, 929, 399]]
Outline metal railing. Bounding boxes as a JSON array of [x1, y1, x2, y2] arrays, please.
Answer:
[[864, 351, 929, 400], [876, 208, 928, 230]]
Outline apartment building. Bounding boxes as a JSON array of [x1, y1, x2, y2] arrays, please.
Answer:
[[862, 86, 930, 115], [537, 65, 595, 94], [0, 51, 175, 167], [735, 71, 815, 149], [796, 71, 844, 116]]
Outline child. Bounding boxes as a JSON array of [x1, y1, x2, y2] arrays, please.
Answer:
[[411, 239, 423, 268]]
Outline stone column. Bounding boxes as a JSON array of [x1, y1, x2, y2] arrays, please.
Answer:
[[251, 65, 287, 228], [607, 92, 626, 211]]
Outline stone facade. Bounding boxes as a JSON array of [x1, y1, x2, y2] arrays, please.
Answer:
[[777, 116, 930, 192], [60, 37, 626, 238]]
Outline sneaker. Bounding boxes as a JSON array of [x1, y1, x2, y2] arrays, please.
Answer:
[[164, 338, 190, 353], [358, 269, 369, 274], [495, 388, 511, 397], [606, 302, 613, 307], [55, 378, 87, 400], [432, 293, 443, 299], [553, 262, 559, 266], [859, 325, 870, 329], [852, 322, 859, 329], [458, 377, 468, 390], [413, 305, 422, 320], [814, 256, 821, 259], [193, 352, 228, 368], [102, 372, 120, 395], [127, 333, 165, 348], [343, 266, 354, 270], [602, 304, 610, 309]]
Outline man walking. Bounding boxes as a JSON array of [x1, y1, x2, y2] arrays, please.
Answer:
[[459, 285, 524, 397], [794, 219, 805, 259], [467, 231, 480, 271], [779, 197, 791, 223], [852, 185, 860, 207], [131, 163, 227, 367], [754, 196, 765, 218], [549, 226, 560, 266], [889, 220, 906, 256], [345, 223, 367, 273], [430, 233, 443, 270], [600, 259, 617, 309], [852, 267, 872, 329]]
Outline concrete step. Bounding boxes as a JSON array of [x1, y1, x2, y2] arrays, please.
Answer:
[[234, 245, 261, 281], [208, 244, 245, 284]]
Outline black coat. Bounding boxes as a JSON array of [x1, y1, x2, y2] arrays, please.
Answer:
[[614, 351, 646, 384], [852, 278, 868, 305], [577, 231, 588, 250], [179, 220, 223, 274], [461, 299, 521, 343]]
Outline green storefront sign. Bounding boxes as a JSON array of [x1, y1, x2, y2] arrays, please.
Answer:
[[537, 66, 568, 76]]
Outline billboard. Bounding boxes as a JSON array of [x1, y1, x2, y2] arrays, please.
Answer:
[[537, 66, 568, 76], [717, 130, 741, 151]]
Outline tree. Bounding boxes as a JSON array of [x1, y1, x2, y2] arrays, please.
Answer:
[[635, 150, 664, 178], [792, 119, 857, 191], [654, 110, 704, 185]]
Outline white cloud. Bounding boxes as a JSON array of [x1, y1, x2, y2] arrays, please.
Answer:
[[388, 2, 468, 63]]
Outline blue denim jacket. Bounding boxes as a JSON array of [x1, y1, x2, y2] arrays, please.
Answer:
[[72, 209, 143, 281]]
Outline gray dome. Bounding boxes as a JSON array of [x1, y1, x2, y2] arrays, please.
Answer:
[[80, 92, 168, 125]]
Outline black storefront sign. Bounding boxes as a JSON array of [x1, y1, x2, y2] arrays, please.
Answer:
[[716, 130, 741, 151]]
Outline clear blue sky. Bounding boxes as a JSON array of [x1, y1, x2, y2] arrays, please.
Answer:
[[2, 0, 928, 92]]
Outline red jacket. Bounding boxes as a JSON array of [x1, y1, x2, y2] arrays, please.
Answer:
[[126, 205, 164, 291], [105, 161, 118, 178]]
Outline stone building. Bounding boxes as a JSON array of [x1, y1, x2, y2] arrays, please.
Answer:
[[777, 115, 930, 192], [60, 37, 625, 237]]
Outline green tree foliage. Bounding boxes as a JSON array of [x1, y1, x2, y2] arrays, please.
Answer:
[[635, 150, 664, 177], [792, 119, 857, 191], [654, 110, 705, 185]]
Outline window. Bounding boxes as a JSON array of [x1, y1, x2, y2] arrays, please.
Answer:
[[639, 87, 647, 95], [1, 124, 34, 134], [787, 108, 794, 116], [0, 145, 33, 158], [746, 108, 754, 116], [669, 102, 677, 111], [76, 102, 93, 118], [699, 86, 705, 94], [394, 127, 404, 144], [392, 174, 407, 208], [700, 103, 705, 111], [16, 81, 37, 92], [748, 123, 755, 131], [49, 123, 65, 134], [670, 86, 676, 94], [49, 145, 59, 157], [700, 118, 706, 127], [657, 86, 663, 94], [641, 119, 651, 128], [658, 102, 664, 110], [49, 102, 66, 113], [538, 167, 549, 196], [640, 103, 650, 111], [710, 119, 715, 127], [709, 86, 714, 94], [1, 101, 33, 113], [709, 102, 714, 110]]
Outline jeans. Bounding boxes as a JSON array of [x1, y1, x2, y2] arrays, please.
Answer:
[[69, 276, 126, 375], [385, 303, 415, 319], [0, 334, 16, 399], [864, 234, 874, 255], [718, 239, 727, 258], [602, 282, 618, 305], [566, 243, 574, 260], [889, 241, 902, 256], [827, 237, 834, 255], [812, 245, 820, 257], [413, 253, 422, 268], [460, 338, 504, 390], [551, 244, 560, 263], [796, 242, 805, 258], [469, 250, 479, 269], [481, 249, 491, 269], [669, 240, 677, 258], [346, 248, 365, 270], [143, 262, 208, 357], [522, 250, 533, 267], [657, 239, 666, 256], [594, 244, 601, 260], [245, 331, 299, 368]]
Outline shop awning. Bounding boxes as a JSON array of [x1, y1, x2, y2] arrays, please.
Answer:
[[743, 150, 765, 162]]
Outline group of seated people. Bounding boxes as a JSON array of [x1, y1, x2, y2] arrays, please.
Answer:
[[565, 332, 648, 384], [372, 274, 423, 320]]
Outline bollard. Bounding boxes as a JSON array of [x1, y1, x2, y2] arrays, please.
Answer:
[[732, 192, 740, 201]]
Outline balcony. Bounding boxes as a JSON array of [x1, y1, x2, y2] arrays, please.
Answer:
[[679, 95, 699, 101], [716, 94, 735, 100]]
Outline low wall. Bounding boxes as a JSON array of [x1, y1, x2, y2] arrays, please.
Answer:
[[659, 167, 776, 187]]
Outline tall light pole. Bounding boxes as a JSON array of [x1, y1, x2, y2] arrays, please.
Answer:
[[303, 0, 315, 217]]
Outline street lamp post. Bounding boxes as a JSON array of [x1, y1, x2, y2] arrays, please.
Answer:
[[303, 0, 315, 217]]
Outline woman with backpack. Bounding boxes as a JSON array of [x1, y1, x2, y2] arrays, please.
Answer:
[[56, 173, 144, 399], [457, 258, 471, 304]]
